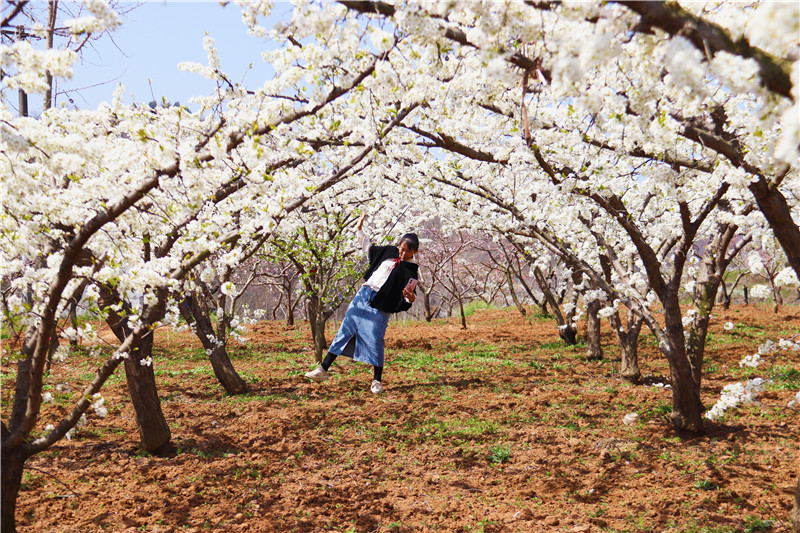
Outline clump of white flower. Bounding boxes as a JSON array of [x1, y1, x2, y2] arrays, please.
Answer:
[[42, 392, 54, 403], [140, 356, 153, 367], [723, 322, 735, 332], [739, 353, 761, 368], [749, 284, 772, 300], [774, 267, 799, 288], [52, 345, 70, 363], [91, 393, 108, 418], [220, 281, 236, 296], [597, 305, 617, 319], [82, 322, 97, 342], [200, 267, 215, 283], [65, 413, 87, 440], [758, 340, 777, 355], [622, 412, 639, 426], [0, 41, 78, 93], [705, 378, 766, 421], [230, 330, 249, 345], [788, 391, 800, 409], [682, 308, 698, 327], [64, 0, 121, 35], [709, 52, 760, 92]]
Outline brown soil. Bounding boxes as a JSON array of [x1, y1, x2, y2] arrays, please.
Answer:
[[5, 304, 800, 532]]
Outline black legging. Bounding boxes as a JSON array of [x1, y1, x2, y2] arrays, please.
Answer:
[[321, 352, 383, 382]]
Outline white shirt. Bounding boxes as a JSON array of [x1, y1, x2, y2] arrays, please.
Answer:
[[358, 229, 397, 291]]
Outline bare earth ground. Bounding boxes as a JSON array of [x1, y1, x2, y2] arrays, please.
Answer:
[[3, 304, 799, 532]]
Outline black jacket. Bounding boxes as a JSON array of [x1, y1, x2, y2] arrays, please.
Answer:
[[364, 245, 419, 314]]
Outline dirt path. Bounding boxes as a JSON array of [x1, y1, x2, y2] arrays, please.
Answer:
[[5, 305, 799, 532]]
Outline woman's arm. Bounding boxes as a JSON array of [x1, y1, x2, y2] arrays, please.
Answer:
[[356, 212, 370, 253]]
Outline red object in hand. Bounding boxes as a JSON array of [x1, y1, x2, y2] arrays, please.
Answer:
[[405, 279, 418, 292]]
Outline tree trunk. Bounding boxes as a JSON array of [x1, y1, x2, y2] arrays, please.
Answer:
[[792, 474, 800, 533], [559, 324, 578, 345], [123, 333, 171, 453], [506, 271, 527, 317], [100, 286, 171, 452], [180, 294, 248, 395], [68, 299, 79, 348], [208, 345, 248, 395], [1, 433, 27, 533], [458, 298, 467, 329], [621, 319, 643, 383], [748, 177, 800, 282], [688, 272, 718, 390], [43, 0, 57, 111], [307, 297, 327, 363], [772, 283, 780, 314], [286, 285, 296, 327], [533, 267, 575, 344], [424, 292, 434, 322], [271, 292, 283, 321], [720, 278, 732, 310], [585, 299, 603, 360], [662, 300, 704, 433], [619, 339, 641, 382], [609, 310, 642, 382]]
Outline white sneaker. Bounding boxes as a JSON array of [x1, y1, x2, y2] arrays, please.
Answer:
[[305, 365, 331, 381], [370, 380, 384, 394]]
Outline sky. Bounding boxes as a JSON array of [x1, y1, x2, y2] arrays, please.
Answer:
[[25, 1, 293, 113]]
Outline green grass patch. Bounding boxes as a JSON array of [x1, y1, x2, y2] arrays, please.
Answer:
[[462, 301, 494, 317], [391, 350, 440, 370], [488, 444, 511, 464], [767, 365, 800, 390]]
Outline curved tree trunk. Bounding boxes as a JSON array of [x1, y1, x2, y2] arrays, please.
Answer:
[[506, 271, 527, 317], [585, 299, 603, 360], [101, 286, 171, 452], [423, 291, 437, 322], [180, 295, 248, 395], [1, 431, 28, 533], [748, 176, 800, 282], [720, 278, 732, 310], [533, 267, 576, 344], [207, 346, 248, 395], [123, 333, 171, 453]]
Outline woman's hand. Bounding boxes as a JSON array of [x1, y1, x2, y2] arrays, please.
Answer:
[[402, 287, 416, 303], [356, 212, 366, 231]]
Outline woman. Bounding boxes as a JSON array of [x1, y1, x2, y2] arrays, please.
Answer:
[[305, 212, 419, 393]]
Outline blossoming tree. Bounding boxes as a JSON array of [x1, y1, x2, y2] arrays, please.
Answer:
[[1, 1, 421, 529], [335, 0, 798, 434]]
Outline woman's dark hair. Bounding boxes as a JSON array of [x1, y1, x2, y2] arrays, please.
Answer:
[[399, 233, 419, 251]]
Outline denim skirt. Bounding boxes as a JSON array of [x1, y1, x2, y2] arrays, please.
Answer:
[[328, 285, 390, 367]]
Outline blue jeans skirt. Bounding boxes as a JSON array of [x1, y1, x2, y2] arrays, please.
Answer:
[[328, 286, 390, 367]]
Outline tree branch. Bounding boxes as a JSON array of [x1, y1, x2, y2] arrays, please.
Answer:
[[615, 0, 793, 100]]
